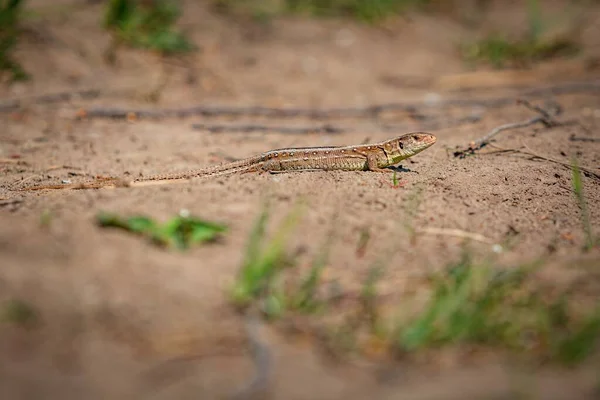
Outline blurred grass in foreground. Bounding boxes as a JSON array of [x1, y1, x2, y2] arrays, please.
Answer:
[[229, 203, 600, 366]]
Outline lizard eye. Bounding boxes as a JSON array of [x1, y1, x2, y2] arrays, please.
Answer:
[[399, 142, 404, 149]]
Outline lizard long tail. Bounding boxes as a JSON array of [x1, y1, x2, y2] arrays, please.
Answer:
[[16, 155, 264, 191], [132, 154, 264, 184]]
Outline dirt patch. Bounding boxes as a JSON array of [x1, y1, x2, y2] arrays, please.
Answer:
[[1, 1, 600, 399]]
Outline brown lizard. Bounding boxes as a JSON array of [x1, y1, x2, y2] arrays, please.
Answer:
[[18, 132, 436, 191]]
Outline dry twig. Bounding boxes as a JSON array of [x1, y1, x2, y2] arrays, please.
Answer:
[[477, 142, 600, 179], [75, 80, 600, 121], [79, 104, 410, 120], [490, 143, 600, 180], [453, 99, 600, 179], [380, 113, 483, 133], [0, 158, 29, 165], [0, 89, 102, 113], [415, 227, 495, 244], [569, 135, 600, 143], [191, 113, 483, 135], [453, 99, 564, 158], [191, 123, 345, 135]]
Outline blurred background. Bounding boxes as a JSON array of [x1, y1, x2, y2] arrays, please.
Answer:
[[2, 0, 599, 107]]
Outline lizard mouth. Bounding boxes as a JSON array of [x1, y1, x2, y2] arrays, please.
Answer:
[[418, 133, 437, 146], [391, 133, 437, 163], [410, 133, 437, 152]]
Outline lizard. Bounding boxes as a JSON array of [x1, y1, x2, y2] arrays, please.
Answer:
[[17, 132, 437, 191]]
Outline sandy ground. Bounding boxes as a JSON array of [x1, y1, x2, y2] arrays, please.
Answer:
[[1, 1, 600, 399]]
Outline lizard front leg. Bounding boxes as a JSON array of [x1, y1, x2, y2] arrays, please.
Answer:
[[353, 149, 390, 172]]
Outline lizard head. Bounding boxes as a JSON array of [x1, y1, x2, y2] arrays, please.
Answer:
[[386, 132, 437, 163]]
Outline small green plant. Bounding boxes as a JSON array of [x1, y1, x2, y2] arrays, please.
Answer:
[[229, 203, 343, 319], [461, 34, 579, 68], [39, 209, 52, 228], [571, 157, 596, 251], [2, 299, 37, 326], [96, 211, 227, 250], [104, 0, 195, 54], [229, 202, 304, 317], [0, 0, 28, 82]]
